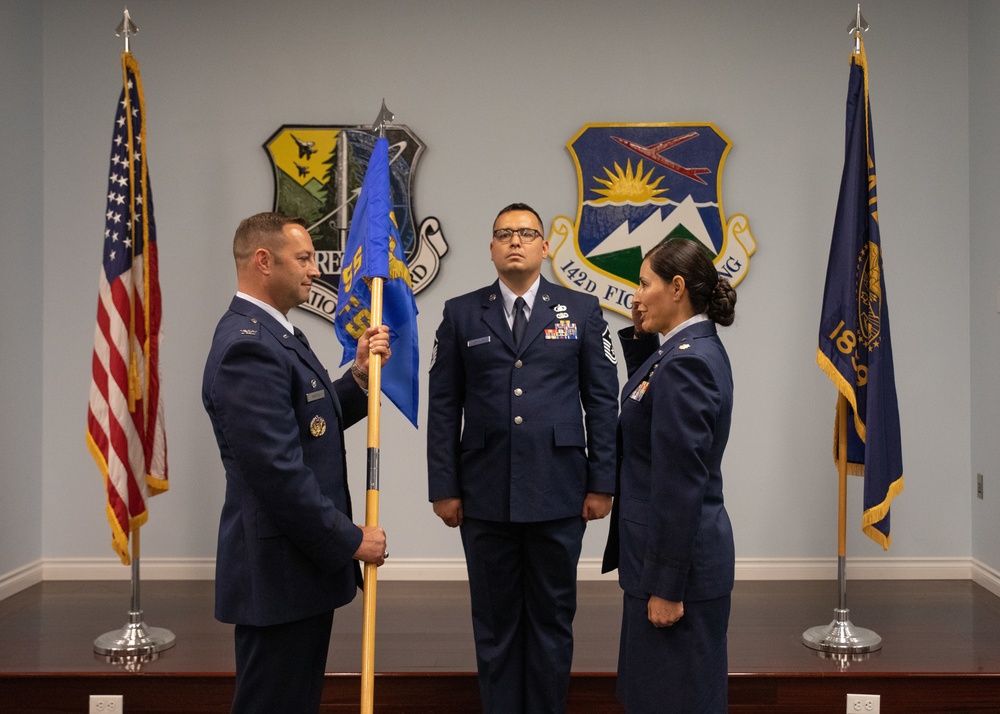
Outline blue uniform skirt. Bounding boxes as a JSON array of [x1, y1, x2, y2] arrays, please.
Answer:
[[617, 591, 730, 714]]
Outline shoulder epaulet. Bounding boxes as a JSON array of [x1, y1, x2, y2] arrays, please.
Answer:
[[235, 315, 262, 338]]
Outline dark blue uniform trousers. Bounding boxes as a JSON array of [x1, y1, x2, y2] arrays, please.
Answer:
[[231, 609, 335, 714], [460, 516, 586, 714]]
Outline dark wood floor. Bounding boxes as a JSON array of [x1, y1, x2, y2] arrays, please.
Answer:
[[1, 579, 999, 712]]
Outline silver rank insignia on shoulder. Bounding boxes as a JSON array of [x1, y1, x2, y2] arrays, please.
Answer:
[[310, 416, 327, 437], [240, 329, 257, 335], [679, 343, 691, 350]]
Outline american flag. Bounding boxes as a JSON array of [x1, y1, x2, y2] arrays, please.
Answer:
[[86, 52, 167, 565]]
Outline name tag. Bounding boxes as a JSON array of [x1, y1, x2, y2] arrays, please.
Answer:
[[467, 336, 491, 347], [306, 389, 325, 402]]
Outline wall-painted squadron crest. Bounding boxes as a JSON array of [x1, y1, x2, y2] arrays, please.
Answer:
[[549, 123, 756, 317], [264, 124, 447, 321]]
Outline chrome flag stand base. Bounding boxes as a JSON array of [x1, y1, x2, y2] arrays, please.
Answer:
[[802, 607, 882, 654], [94, 609, 175, 657], [94, 539, 175, 657], [803, 555, 881, 654]]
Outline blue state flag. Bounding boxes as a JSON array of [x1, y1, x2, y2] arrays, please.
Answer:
[[335, 137, 419, 427], [817, 39, 904, 549]]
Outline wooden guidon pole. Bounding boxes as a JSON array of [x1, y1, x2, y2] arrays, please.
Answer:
[[360, 277, 384, 714]]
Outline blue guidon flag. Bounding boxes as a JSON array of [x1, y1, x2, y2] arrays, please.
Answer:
[[263, 124, 448, 321], [817, 38, 903, 549], [549, 123, 756, 317], [333, 137, 419, 427]]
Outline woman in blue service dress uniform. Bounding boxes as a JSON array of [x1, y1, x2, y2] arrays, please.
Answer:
[[602, 238, 737, 714]]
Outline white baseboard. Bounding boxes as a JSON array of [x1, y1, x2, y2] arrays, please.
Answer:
[[364, 558, 470, 580], [39, 557, 217, 581], [972, 558, 1000, 597], [0, 560, 42, 601], [2, 556, 996, 602], [729, 556, 976, 581]]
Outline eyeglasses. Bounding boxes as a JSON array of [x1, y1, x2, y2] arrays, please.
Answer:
[[492, 228, 543, 243]]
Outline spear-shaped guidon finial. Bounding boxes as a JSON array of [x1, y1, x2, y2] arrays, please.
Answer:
[[847, 4, 869, 54], [371, 100, 394, 139], [116, 8, 138, 53]]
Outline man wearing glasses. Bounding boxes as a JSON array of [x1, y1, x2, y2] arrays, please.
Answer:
[[427, 203, 619, 714]]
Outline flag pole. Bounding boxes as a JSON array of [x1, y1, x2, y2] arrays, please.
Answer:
[[94, 526, 176, 660], [116, 6, 137, 53], [93, 7, 175, 665], [360, 277, 384, 713], [802, 6, 882, 656], [360, 100, 394, 714], [802, 396, 882, 655]]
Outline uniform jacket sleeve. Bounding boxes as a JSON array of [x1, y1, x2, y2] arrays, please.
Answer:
[[617, 325, 660, 378], [426, 297, 464, 502], [578, 298, 621, 494]]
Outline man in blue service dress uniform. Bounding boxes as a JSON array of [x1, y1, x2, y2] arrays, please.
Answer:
[[427, 203, 620, 714], [203, 212, 389, 714]]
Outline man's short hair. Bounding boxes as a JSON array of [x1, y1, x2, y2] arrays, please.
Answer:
[[494, 203, 543, 230], [233, 212, 307, 263]]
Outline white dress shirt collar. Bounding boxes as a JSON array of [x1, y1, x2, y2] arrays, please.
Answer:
[[661, 312, 710, 344], [498, 276, 541, 328], [236, 292, 295, 334]]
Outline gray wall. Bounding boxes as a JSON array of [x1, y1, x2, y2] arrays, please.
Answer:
[[0, 0, 990, 575], [970, 0, 1000, 571], [0, 0, 44, 576]]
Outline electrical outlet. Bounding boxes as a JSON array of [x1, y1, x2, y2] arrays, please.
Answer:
[[89, 695, 123, 713], [846, 693, 880, 713], [978, 473, 984, 500]]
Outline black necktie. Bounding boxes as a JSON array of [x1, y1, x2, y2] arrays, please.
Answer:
[[293, 327, 311, 351], [512, 296, 527, 346]]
